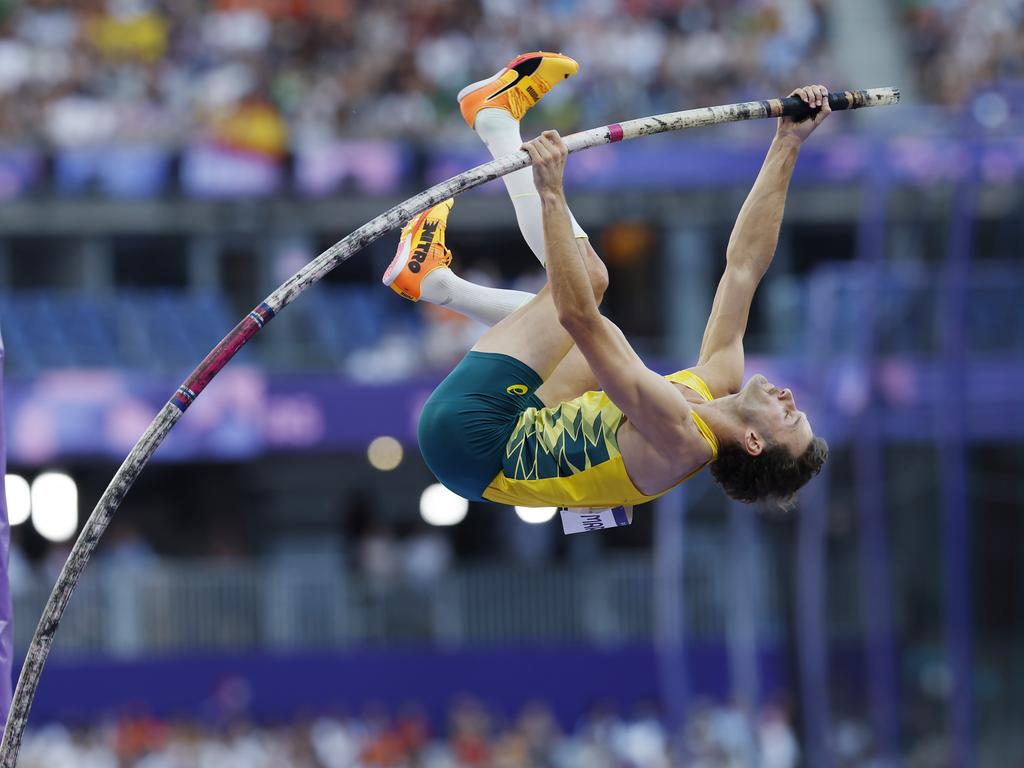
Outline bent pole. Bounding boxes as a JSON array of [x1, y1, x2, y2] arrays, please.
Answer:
[[0, 85, 898, 766]]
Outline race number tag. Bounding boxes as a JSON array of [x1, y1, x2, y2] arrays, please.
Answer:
[[560, 505, 634, 535]]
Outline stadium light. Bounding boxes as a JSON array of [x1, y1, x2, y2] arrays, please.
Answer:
[[5, 474, 31, 526], [367, 435, 403, 471], [419, 484, 468, 526], [514, 506, 558, 525], [30, 472, 78, 543]]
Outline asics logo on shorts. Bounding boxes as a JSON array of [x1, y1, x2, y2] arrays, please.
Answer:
[[506, 384, 529, 396]]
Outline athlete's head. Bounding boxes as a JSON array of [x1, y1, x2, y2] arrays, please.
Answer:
[[710, 374, 828, 508]]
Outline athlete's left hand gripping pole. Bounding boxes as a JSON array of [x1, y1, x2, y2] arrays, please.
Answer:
[[0, 85, 898, 766]]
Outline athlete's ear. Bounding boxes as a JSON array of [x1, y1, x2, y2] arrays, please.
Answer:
[[744, 429, 764, 456]]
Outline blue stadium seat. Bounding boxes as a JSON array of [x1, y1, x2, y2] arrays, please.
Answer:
[[116, 290, 240, 372], [307, 285, 419, 366]]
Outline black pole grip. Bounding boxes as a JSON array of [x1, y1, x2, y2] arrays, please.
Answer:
[[779, 91, 853, 121]]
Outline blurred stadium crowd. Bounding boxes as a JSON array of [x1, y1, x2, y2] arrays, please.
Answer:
[[0, 0, 1017, 154], [903, 0, 1024, 104], [0, 0, 831, 152], [19, 699, 812, 768]]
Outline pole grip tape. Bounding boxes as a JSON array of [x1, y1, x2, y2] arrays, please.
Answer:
[[778, 89, 897, 120]]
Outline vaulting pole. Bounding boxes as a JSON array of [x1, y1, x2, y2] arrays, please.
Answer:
[[0, 86, 898, 765]]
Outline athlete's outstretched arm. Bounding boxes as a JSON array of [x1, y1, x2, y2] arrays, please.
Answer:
[[692, 85, 831, 397], [524, 131, 693, 446]]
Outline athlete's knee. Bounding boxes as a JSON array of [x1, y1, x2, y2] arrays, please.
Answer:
[[580, 242, 609, 301]]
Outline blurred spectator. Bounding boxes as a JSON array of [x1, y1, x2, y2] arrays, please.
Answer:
[[400, 523, 453, 588], [358, 522, 401, 587], [759, 703, 800, 768], [5, 535, 39, 605], [100, 521, 159, 569]]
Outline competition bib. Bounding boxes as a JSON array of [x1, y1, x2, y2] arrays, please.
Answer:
[[559, 505, 634, 535]]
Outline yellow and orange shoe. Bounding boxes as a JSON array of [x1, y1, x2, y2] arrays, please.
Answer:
[[457, 51, 579, 129], [383, 198, 454, 301]]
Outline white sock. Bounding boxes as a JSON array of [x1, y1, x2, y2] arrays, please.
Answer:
[[474, 108, 587, 266], [420, 267, 534, 326]]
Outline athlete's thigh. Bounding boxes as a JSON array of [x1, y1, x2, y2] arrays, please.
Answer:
[[535, 345, 598, 406], [470, 285, 575, 381]]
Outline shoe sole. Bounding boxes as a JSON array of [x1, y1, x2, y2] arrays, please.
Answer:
[[456, 71, 504, 104]]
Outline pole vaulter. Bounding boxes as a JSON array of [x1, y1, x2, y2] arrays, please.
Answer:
[[0, 85, 898, 766]]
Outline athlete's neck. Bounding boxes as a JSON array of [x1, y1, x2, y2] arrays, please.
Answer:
[[689, 395, 745, 447]]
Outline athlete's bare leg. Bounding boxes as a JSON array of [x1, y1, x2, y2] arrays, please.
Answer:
[[472, 239, 608, 381], [534, 346, 598, 405]]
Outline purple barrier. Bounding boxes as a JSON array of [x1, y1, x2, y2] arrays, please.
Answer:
[[0, 332, 12, 725], [24, 646, 796, 729]]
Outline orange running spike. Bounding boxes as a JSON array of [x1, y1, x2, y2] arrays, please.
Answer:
[[458, 51, 579, 128]]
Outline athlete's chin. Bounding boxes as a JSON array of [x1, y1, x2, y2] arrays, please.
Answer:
[[742, 373, 767, 393], [737, 375, 766, 407]]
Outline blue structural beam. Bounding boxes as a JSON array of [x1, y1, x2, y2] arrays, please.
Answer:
[[939, 168, 977, 768], [852, 148, 901, 762], [727, 499, 761, 764], [654, 486, 689, 734], [796, 463, 833, 768]]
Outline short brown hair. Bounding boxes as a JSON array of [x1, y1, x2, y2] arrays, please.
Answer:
[[709, 436, 828, 509]]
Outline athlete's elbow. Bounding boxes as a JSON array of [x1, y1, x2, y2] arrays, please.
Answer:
[[724, 247, 765, 273], [557, 303, 597, 335]]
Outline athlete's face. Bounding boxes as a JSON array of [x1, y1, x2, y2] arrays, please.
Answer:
[[737, 374, 814, 457]]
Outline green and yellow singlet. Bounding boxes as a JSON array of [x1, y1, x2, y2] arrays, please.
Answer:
[[483, 370, 719, 508]]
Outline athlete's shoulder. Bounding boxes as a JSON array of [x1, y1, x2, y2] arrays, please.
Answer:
[[664, 369, 715, 401]]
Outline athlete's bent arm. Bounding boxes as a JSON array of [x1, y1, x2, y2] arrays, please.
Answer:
[[693, 85, 832, 396], [523, 131, 693, 446]]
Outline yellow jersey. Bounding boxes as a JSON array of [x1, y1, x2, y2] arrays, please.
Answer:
[[483, 370, 719, 508]]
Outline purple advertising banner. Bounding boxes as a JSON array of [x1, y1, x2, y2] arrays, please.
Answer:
[[180, 144, 284, 198], [0, 149, 43, 201], [11, 132, 1024, 202], [2, 367, 440, 464], [427, 134, 1024, 191], [54, 146, 173, 199], [2, 359, 1023, 465]]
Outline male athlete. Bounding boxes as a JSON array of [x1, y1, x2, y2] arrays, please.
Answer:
[[383, 52, 828, 510]]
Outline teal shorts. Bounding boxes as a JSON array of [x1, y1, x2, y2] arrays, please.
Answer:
[[418, 351, 545, 501]]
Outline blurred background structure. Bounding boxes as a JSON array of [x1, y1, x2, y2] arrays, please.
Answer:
[[0, 0, 1022, 766]]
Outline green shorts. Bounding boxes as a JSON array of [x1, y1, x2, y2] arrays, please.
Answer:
[[418, 351, 545, 501]]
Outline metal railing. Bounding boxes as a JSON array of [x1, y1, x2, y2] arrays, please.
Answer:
[[11, 553, 789, 657]]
